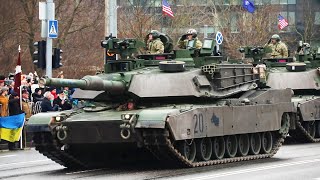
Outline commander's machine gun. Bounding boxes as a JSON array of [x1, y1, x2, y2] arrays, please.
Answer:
[[240, 42, 320, 69], [101, 35, 145, 73], [239, 43, 320, 85]]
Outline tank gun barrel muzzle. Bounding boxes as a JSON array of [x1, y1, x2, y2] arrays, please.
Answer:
[[40, 75, 126, 93]]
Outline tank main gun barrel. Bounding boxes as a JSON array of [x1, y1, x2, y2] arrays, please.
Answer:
[[40, 75, 126, 93]]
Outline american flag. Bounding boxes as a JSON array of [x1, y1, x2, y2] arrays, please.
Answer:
[[278, 14, 288, 30], [162, 0, 174, 18]]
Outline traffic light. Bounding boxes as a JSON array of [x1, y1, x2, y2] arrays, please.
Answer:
[[52, 48, 63, 69], [33, 40, 46, 69]]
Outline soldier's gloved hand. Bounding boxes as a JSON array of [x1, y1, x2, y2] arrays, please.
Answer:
[[180, 35, 187, 41]]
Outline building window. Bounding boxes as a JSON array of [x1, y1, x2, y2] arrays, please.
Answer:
[[280, 0, 287, 4], [315, 12, 320, 25], [287, 0, 296, 4], [230, 13, 239, 33], [255, 0, 264, 5], [197, 0, 208, 5], [230, 0, 240, 5], [275, 0, 296, 4], [200, 26, 215, 38]]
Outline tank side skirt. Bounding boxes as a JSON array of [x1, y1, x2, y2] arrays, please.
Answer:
[[297, 98, 320, 122], [167, 102, 293, 141], [290, 98, 320, 142]]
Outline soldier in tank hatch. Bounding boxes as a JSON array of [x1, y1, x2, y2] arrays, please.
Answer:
[[177, 28, 202, 49], [265, 34, 288, 58], [146, 30, 164, 54]]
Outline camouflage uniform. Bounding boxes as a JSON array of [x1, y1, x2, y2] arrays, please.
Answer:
[[147, 38, 164, 54], [177, 38, 202, 49], [267, 41, 288, 58]]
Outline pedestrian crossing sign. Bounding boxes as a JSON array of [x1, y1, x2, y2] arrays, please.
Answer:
[[48, 20, 58, 38]]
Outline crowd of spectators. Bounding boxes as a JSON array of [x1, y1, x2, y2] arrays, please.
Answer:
[[0, 71, 74, 150]]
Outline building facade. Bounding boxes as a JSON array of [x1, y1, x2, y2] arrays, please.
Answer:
[[118, 0, 320, 55]]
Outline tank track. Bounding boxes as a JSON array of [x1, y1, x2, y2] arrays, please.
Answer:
[[145, 130, 286, 168], [290, 120, 320, 143], [33, 132, 88, 169]]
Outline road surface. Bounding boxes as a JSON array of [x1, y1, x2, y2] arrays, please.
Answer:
[[0, 142, 320, 180]]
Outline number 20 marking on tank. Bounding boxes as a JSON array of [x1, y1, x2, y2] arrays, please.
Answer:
[[194, 114, 204, 134]]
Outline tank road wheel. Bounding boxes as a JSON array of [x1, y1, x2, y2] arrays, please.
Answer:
[[212, 137, 225, 160], [316, 121, 320, 138], [179, 140, 196, 162], [237, 134, 250, 156], [196, 138, 213, 161], [261, 131, 273, 154], [303, 121, 316, 138], [249, 133, 261, 155], [225, 135, 238, 158]]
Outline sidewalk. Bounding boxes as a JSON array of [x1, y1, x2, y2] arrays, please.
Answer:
[[0, 133, 33, 151], [0, 141, 8, 151]]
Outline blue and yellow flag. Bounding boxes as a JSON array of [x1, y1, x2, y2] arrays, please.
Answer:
[[0, 113, 25, 142]]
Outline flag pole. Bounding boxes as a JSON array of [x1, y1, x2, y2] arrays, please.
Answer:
[[19, 86, 24, 149], [161, 15, 164, 32], [16, 45, 24, 149]]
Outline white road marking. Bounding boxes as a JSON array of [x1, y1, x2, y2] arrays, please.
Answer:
[[0, 155, 16, 158], [0, 159, 50, 168], [184, 159, 320, 180], [66, 168, 106, 175]]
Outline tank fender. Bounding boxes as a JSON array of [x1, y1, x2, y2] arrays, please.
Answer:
[[296, 97, 320, 121], [134, 109, 180, 128], [26, 111, 65, 133]]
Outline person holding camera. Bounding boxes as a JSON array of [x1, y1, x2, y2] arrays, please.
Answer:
[[265, 34, 288, 58]]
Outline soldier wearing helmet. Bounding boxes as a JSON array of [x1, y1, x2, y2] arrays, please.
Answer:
[[266, 34, 288, 58], [146, 30, 164, 54], [177, 29, 202, 49]]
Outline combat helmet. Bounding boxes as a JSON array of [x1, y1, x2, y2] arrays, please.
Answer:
[[185, 28, 197, 38], [149, 30, 161, 39], [271, 34, 281, 40]]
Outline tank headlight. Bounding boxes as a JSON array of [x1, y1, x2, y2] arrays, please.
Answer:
[[55, 116, 62, 122], [124, 114, 131, 120]]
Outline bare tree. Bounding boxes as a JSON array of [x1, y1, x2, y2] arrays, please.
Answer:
[[0, 0, 105, 78], [294, 1, 317, 44], [117, 0, 163, 40]]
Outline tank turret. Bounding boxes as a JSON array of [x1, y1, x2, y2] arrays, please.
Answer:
[[40, 75, 126, 93], [240, 42, 320, 144]]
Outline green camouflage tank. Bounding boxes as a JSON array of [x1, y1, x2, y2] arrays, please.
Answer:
[[27, 36, 294, 169]]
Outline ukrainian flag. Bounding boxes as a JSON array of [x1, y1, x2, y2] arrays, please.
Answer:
[[0, 113, 25, 142]]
